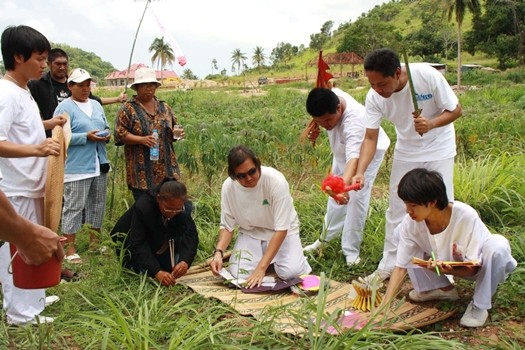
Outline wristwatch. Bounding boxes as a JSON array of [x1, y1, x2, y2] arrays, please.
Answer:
[[213, 248, 224, 258]]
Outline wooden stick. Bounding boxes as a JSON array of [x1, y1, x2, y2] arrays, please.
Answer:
[[186, 251, 232, 275]]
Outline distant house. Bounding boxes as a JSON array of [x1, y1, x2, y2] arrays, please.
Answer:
[[104, 63, 179, 87], [461, 64, 483, 72], [307, 51, 364, 78]]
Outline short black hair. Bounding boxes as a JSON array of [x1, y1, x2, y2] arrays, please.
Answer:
[[156, 177, 187, 200], [48, 48, 68, 63], [227, 145, 261, 180], [1, 25, 50, 70], [306, 87, 339, 117], [364, 48, 400, 78], [398, 168, 449, 210]]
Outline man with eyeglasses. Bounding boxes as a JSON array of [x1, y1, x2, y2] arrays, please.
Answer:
[[110, 178, 198, 286], [210, 145, 311, 288], [28, 48, 126, 137]]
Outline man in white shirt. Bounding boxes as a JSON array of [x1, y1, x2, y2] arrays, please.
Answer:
[[303, 87, 390, 266], [210, 145, 311, 288], [353, 48, 462, 281], [0, 25, 63, 325], [381, 168, 516, 328]]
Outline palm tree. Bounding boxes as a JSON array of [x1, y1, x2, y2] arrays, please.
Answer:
[[230, 49, 247, 76], [252, 46, 266, 73], [442, 0, 481, 88], [211, 59, 218, 75], [149, 37, 175, 84]]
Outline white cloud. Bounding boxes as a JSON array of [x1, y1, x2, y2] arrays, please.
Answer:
[[1, 0, 389, 78]]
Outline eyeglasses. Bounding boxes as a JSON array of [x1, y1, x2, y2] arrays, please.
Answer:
[[235, 167, 257, 180], [162, 203, 185, 214]]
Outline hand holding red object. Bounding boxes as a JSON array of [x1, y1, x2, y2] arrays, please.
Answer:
[[322, 174, 361, 195], [321, 174, 361, 204]]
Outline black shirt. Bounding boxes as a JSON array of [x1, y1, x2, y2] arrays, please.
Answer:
[[110, 192, 199, 277]]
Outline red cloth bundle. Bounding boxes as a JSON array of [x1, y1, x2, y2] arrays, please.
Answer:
[[321, 174, 360, 196]]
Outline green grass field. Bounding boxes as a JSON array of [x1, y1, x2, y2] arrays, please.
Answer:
[[1, 70, 524, 349]]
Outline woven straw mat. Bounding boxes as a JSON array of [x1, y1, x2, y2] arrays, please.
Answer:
[[178, 268, 455, 335]]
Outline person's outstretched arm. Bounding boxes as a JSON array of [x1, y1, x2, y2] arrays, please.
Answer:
[[0, 190, 64, 265], [100, 92, 128, 105]]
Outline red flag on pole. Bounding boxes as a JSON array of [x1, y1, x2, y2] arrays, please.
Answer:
[[301, 51, 333, 146], [316, 51, 333, 88]]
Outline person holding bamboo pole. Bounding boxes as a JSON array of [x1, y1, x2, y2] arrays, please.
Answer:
[[353, 48, 462, 282]]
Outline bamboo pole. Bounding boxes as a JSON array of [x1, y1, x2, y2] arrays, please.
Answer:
[[109, 0, 151, 220]]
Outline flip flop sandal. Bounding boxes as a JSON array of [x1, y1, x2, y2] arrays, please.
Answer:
[[65, 253, 82, 264]]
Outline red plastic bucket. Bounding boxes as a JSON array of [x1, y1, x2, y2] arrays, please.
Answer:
[[9, 244, 62, 289]]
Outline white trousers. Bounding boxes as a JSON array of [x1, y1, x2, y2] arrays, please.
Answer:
[[378, 157, 455, 273], [0, 197, 47, 324], [323, 148, 386, 260], [228, 233, 312, 280], [408, 234, 517, 310]]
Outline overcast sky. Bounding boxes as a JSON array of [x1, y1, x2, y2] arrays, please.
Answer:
[[2, 0, 390, 79]]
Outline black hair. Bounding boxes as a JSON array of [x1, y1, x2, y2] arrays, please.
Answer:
[[398, 168, 449, 210], [227, 145, 262, 180], [48, 48, 68, 63], [363, 48, 400, 78], [305, 87, 339, 117], [1, 25, 50, 70], [155, 177, 187, 200]]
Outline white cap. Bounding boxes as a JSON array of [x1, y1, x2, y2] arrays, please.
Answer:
[[68, 68, 92, 83], [128, 67, 161, 89]]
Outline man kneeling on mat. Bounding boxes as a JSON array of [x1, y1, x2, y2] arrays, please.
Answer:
[[111, 178, 198, 286], [380, 168, 517, 328], [210, 145, 311, 288]]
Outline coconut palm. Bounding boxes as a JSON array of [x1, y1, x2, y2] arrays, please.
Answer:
[[442, 0, 481, 88], [211, 59, 218, 75], [231, 49, 247, 76], [252, 46, 266, 73], [149, 37, 175, 84]]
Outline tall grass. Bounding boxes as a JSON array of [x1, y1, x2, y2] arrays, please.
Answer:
[[2, 73, 523, 349], [454, 153, 525, 226]]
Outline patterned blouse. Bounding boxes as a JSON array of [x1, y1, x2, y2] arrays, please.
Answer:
[[114, 96, 180, 190]]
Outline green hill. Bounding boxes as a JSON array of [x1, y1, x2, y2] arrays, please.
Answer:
[[238, 0, 523, 81], [51, 43, 116, 85]]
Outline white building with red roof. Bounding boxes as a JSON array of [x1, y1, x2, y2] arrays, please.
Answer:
[[105, 63, 179, 87]]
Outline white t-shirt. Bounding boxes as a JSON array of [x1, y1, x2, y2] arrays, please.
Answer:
[[395, 201, 492, 268], [365, 63, 459, 162], [220, 166, 300, 241], [0, 80, 47, 198], [329, 88, 390, 175]]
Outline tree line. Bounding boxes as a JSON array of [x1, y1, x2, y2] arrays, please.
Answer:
[[146, 0, 524, 81]]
